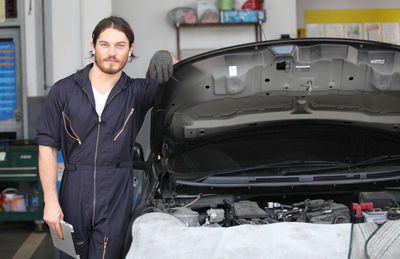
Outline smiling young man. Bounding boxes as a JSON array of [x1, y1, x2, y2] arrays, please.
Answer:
[[36, 16, 177, 259]]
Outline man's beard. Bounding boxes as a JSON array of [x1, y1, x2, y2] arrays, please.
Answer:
[[94, 54, 128, 75]]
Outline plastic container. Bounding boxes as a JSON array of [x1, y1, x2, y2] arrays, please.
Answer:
[[362, 210, 388, 223], [167, 7, 197, 25], [172, 207, 200, 227], [218, 0, 233, 10], [10, 194, 27, 212], [235, 0, 262, 10], [1, 188, 27, 212], [26, 183, 39, 212]]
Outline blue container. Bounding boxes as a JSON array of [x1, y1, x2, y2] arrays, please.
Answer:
[[220, 9, 266, 23], [56, 151, 64, 195]]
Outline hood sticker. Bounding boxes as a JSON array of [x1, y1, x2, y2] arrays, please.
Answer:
[[296, 65, 311, 72], [371, 59, 385, 65], [229, 66, 237, 77]]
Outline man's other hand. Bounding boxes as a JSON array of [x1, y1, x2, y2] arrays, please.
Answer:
[[44, 201, 64, 239], [146, 50, 176, 83]]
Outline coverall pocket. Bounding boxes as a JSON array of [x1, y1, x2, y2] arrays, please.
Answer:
[[113, 107, 134, 142], [62, 111, 82, 145], [101, 236, 126, 259], [75, 239, 88, 258]]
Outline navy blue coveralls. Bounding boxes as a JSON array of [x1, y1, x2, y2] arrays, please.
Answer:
[[36, 63, 158, 259]]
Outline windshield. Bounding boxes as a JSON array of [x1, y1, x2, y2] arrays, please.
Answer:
[[167, 124, 400, 180]]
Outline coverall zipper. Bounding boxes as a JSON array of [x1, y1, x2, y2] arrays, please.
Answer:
[[92, 116, 101, 228], [62, 112, 82, 145], [113, 107, 135, 141], [102, 236, 109, 259], [82, 88, 122, 228]]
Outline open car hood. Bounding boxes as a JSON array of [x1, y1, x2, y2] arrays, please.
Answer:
[[127, 39, 400, 259], [151, 38, 400, 158]]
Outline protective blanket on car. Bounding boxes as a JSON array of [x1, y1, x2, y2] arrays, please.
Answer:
[[125, 212, 400, 259], [349, 219, 400, 259]]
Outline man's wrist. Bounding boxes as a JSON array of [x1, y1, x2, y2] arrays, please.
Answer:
[[167, 50, 179, 64], [43, 192, 59, 204]]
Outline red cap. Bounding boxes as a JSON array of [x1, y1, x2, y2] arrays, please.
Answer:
[[242, 0, 263, 9], [361, 202, 374, 210], [352, 203, 362, 215]]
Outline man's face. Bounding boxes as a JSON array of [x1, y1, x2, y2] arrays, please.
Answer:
[[91, 28, 133, 75]]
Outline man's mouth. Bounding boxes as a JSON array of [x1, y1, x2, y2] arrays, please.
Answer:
[[104, 57, 119, 63]]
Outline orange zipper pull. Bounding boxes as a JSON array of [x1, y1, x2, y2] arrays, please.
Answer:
[[102, 236, 109, 259]]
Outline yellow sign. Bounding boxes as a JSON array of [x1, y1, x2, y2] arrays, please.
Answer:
[[0, 0, 4, 22], [305, 9, 400, 24], [304, 9, 400, 44]]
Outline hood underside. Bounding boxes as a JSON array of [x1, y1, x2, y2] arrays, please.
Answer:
[[151, 38, 400, 157]]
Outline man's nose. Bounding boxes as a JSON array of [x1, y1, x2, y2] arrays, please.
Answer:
[[109, 45, 116, 55]]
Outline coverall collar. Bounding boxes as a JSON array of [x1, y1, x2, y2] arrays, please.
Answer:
[[73, 63, 129, 103]]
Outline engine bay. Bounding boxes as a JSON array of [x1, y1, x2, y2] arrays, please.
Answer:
[[153, 190, 400, 227]]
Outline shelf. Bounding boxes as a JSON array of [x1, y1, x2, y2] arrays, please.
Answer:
[[0, 175, 37, 181], [0, 211, 42, 221], [175, 22, 263, 59], [177, 22, 262, 28], [0, 145, 43, 222]]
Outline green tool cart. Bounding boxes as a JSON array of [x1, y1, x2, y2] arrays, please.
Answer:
[[0, 144, 45, 231]]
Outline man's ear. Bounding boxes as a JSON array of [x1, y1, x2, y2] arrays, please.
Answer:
[[91, 42, 95, 55], [128, 43, 134, 56]]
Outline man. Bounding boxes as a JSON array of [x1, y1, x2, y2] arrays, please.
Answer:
[[36, 16, 178, 259]]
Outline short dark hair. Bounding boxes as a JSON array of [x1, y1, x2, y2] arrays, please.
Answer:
[[90, 16, 136, 60]]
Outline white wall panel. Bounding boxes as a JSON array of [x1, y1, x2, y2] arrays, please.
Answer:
[[113, 0, 297, 78], [80, 0, 112, 67], [44, 0, 112, 85], [47, 0, 81, 85], [112, 0, 296, 155]]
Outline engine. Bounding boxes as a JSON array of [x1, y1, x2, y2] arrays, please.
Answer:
[[154, 191, 400, 227], [230, 199, 351, 225]]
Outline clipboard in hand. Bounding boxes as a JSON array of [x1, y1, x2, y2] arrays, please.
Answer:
[[50, 220, 80, 259]]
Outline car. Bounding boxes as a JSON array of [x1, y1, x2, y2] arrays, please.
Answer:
[[125, 38, 400, 259]]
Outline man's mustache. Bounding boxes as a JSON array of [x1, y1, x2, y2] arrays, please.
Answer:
[[104, 56, 120, 62]]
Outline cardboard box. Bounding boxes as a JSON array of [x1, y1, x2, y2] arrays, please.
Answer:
[[220, 9, 266, 23]]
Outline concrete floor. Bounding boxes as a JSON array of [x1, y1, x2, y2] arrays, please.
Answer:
[[0, 221, 56, 259]]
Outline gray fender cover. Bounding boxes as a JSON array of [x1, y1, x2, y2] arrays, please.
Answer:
[[126, 212, 400, 259]]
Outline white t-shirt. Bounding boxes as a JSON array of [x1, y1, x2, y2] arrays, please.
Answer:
[[92, 86, 111, 116]]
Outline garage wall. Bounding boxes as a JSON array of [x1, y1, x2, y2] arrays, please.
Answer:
[[37, 0, 297, 153], [44, 0, 82, 87], [42, 0, 297, 88], [43, 0, 112, 87], [297, 0, 400, 28], [112, 0, 297, 155], [113, 0, 297, 78], [80, 0, 113, 68], [24, 0, 44, 97]]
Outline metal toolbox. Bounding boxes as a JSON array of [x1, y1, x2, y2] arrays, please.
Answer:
[[0, 145, 44, 228]]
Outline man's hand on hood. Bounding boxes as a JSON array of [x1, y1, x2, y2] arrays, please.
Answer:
[[146, 50, 179, 84]]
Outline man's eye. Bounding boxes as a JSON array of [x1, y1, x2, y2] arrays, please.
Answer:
[[117, 44, 125, 49], [100, 43, 108, 47]]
